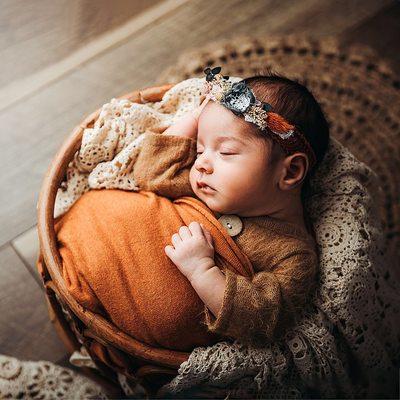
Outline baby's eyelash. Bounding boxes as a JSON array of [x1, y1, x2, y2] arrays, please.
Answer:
[[195, 150, 237, 156]]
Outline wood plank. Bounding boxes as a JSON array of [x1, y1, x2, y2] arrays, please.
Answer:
[[0, 0, 188, 111], [11, 225, 41, 286], [0, 0, 162, 89], [0, 245, 68, 362], [0, 0, 393, 246]]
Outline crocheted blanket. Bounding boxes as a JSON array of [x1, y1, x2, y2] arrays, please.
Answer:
[[0, 354, 108, 399], [55, 78, 400, 398]]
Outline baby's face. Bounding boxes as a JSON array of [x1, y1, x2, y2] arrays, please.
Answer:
[[189, 101, 280, 216]]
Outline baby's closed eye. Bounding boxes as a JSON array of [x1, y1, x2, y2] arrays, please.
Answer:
[[196, 148, 239, 156]]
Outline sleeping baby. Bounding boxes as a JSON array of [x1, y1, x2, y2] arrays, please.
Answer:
[[55, 67, 329, 351], [130, 67, 330, 345]]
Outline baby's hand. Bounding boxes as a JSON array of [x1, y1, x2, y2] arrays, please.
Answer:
[[192, 94, 211, 120], [163, 95, 210, 139], [165, 221, 215, 283]]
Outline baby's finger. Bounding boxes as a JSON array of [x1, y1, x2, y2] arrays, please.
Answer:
[[171, 233, 182, 246], [193, 95, 211, 120], [199, 93, 211, 107], [164, 245, 174, 257], [179, 226, 192, 240], [200, 224, 214, 248], [188, 221, 204, 238]]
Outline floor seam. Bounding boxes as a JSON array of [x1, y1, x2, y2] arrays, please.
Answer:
[[10, 241, 44, 291]]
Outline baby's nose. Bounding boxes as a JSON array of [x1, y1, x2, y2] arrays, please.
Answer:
[[195, 156, 213, 174]]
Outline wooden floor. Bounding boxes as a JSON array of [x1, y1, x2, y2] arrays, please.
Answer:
[[0, 0, 399, 369]]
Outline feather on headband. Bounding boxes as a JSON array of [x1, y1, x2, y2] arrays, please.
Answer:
[[202, 66, 317, 169]]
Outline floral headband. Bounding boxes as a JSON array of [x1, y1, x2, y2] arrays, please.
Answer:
[[202, 66, 317, 169]]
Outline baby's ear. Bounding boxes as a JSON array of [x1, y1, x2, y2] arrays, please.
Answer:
[[279, 153, 309, 190]]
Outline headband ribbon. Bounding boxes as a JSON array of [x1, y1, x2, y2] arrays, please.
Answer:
[[202, 66, 317, 169]]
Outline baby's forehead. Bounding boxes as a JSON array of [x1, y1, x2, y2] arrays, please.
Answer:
[[197, 134, 247, 148], [198, 101, 254, 142], [199, 101, 251, 137]]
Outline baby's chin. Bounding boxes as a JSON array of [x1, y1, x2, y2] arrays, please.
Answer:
[[192, 186, 218, 210], [192, 188, 236, 214]]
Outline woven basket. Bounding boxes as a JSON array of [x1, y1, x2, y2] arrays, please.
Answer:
[[36, 36, 400, 396], [36, 84, 190, 396]]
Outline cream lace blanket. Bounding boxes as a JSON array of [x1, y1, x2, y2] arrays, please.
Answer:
[[54, 78, 400, 398], [0, 354, 107, 399]]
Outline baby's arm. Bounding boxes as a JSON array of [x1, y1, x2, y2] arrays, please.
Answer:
[[163, 95, 210, 139], [132, 96, 210, 199], [191, 266, 226, 320], [162, 110, 198, 139], [133, 132, 196, 199], [203, 251, 319, 345], [166, 223, 318, 345], [164, 221, 226, 318]]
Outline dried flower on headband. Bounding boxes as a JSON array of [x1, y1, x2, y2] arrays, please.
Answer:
[[202, 66, 317, 169]]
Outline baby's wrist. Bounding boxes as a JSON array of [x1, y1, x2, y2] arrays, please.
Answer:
[[190, 266, 226, 316], [189, 259, 216, 284]]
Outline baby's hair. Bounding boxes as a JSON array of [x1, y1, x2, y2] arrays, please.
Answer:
[[242, 68, 330, 179]]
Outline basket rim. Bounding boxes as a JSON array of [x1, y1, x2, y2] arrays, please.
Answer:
[[37, 83, 192, 369]]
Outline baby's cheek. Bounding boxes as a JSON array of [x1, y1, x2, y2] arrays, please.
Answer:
[[189, 167, 197, 191], [224, 173, 253, 202]]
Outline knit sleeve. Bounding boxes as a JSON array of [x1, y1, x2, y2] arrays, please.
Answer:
[[203, 249, 318, 345], [133, 132, 197, 199]]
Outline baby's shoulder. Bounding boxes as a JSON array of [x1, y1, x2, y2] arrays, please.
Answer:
[[244, 215, 316, 249], [269, 230, 318, 262]]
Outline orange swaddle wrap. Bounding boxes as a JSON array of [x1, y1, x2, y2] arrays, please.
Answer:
[[55, 189, 254, 351]]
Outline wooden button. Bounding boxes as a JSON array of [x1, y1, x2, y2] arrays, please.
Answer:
[[217, 214, 243, 237]]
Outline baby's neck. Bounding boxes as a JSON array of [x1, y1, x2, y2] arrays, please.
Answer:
[[214, 192, 309, 233], [264, 204, 308, 231]]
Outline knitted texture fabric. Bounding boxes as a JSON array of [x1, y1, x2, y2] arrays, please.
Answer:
[[54, 78, 400, 398]]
